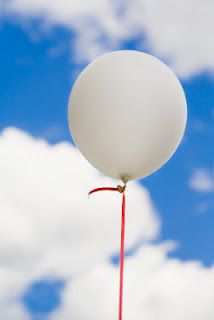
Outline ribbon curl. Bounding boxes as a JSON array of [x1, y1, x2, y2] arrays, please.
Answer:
[[88, 183, 126, 320]]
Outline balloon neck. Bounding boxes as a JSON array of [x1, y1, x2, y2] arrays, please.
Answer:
[[117, 176, 128, 193], [121, 175, 130, 184]]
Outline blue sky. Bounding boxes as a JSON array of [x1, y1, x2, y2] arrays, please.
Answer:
[[1, 1, 214, 319]]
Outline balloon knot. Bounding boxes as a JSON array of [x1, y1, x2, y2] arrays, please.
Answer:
[[117, 184, 126, 193]]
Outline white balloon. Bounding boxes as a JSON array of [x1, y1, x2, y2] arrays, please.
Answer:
[[68, 50, 187, 181]]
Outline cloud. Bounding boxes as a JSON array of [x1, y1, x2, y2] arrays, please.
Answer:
[[2, 0, 214, 77], [0, 302, 30, 320], [189, 169, 214, 192], [51, 243, 214, 320], [0, 127, 159, 318], [1, 128, 214, 319]]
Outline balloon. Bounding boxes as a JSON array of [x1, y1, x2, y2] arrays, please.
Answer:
[[68, 50, 187, 181]]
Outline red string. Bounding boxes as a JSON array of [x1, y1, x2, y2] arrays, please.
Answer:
[[119, 192, 126, 320], [88, 185, 126, 320], [88, 187, 118, 195]]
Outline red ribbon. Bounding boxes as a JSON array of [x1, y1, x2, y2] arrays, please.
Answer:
[[88, 185, 126, 320]]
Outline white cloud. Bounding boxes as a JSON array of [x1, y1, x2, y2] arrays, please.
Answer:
[[1, 128, 214, 320], [189, 169, 214, 192], [0, 127, 159, 317], [51, 243, 214, 320], [0, 302, 30, 320], [2, 0, 214, 77], [127, 0, 214, 78]]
